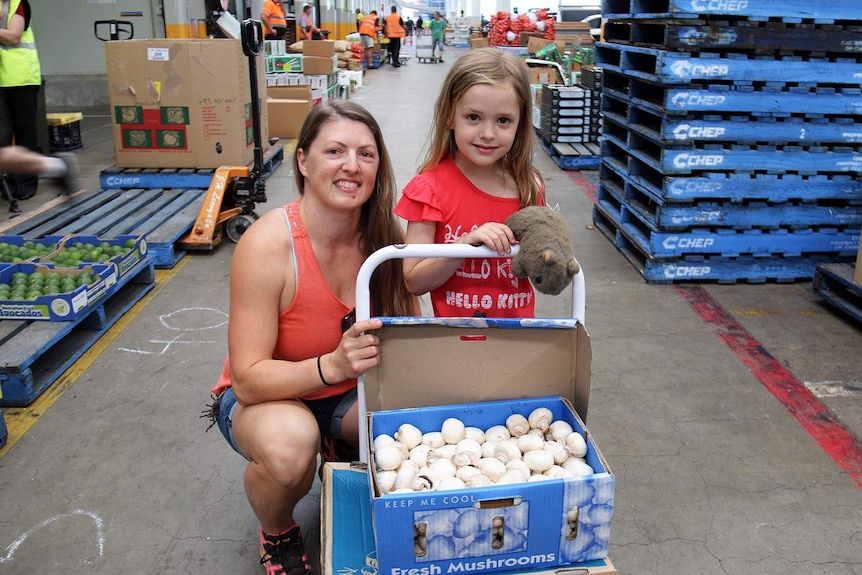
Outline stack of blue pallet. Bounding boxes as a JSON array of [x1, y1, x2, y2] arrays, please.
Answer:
[[592, 0, 862, 284]]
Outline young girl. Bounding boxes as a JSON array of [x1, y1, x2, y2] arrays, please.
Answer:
[[394, 47, 544, 318]]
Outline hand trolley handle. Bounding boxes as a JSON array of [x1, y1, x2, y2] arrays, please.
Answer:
[[355, 243, 585, 323]]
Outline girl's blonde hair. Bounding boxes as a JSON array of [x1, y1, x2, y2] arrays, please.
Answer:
[[420, 48, 543, 208]]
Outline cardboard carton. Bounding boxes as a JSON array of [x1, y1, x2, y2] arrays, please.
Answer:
[[360, 317, 611, 575], [302, 39, 336, 57], [267, 85, 312, 139], [105, 39, 267, 169], [321, 462, 617, 575], [303, 55, 338, 75], [470, 37, 490, 49]]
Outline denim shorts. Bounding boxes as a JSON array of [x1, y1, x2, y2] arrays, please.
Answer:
[[215, 386, 358, 456]]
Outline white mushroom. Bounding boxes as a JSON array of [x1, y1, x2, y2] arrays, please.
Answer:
[[374, 443, 405, 471], [494, 439, 522, 464], [464, 426, 486, 445], [421, 431, 445, 448], [549, 420, 574, 442], [522, 449, 555, 473], [395, 423, 423, 450], [478, 457, 507, 482], [565, 432, 588, 458], [528, 407, 553, 431], [516, 433, 545, 455], [484, 425, 510, 443], [505, 413, 530, 437], [451, 438, 483, 468], [441, 417, 466, 445]]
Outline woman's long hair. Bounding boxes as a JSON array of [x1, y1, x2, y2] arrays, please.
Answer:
[[419, 48, 543, 208], [293, 100, 415, 317]]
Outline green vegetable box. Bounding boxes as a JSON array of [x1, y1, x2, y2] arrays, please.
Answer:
[[40, 234, 147, 279], [0, 262, 117, 321]]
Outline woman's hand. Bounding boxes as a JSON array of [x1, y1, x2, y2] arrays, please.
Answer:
[[458, 222, 516, 255], [323, 318, 384, 383]]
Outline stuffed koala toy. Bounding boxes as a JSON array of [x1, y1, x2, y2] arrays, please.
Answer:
[[505, 206, 580, 295]]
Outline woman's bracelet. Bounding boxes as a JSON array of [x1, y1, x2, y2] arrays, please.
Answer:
[[317, 355, 334, 386]]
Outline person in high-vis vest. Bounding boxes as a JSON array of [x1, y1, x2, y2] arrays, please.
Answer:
[[383, 5, 405, 67], [299, 4, 321, 41], [358, 11, 380, 68], [260, 0, 287, 40], [0, 0, 43, 200]]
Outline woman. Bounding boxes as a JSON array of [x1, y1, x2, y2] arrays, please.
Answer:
[[208, 100, 416, 575]]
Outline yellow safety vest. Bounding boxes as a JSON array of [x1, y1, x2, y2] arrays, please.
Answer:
[[384, 14, 405, 38], [0, 0, 41, 88]]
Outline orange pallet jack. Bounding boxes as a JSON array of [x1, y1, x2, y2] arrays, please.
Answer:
[[177, 17, 268, 249]]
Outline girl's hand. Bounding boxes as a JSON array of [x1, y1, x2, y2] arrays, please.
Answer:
[[326, 318, 383, 383], [459, 222, 516, 255]]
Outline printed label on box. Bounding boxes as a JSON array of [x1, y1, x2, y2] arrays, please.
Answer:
[[147, 47, 170, 61]]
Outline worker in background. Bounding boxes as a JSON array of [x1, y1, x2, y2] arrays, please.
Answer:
[[298, 4, 321, 41], [428, 11, 446, 62], [0, 0, 43, 201], [355, 8, 363, 32], [260, 0, 287, 40], [358, 10, 380, 68], [383, 6, 405, 67]]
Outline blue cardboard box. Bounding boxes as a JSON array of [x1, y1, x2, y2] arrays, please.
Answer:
[[322, 462, 616, 575], [358, 318, 612, 575]]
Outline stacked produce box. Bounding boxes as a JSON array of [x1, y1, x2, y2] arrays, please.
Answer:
[[593, 0, 862, 283]]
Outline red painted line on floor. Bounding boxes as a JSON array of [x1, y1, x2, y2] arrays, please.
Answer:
[[674, 284, 862, 490], [566, 170, 598, 203]]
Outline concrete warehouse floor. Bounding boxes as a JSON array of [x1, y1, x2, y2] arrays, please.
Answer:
[[1, 44, 861, 575]]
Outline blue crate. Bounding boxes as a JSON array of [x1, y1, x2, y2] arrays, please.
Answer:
[[601, 150, 862, 204], [595, 42, 862, 84], [601, 0, 858, 22]]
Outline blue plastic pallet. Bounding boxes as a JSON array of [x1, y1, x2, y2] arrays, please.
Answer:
[[603, 92, 862, 145], [813, 263, 862, 324], [595, 42, 862, 84], [598, 170, 862, 230], [601, 72, 862, 116], [601, 146, 862, 203], [1, 187, 207, 268], [601, 0, 858, 22], [595, 184, 861, 257], [602, 20, 862, 53], [99, 143, 285, 189], [0, 410, 6, 449], [0, 259, 156, 407], [539, 136, 602, 170], [602, 128, 862, 176], [592, 205, 852, 283]]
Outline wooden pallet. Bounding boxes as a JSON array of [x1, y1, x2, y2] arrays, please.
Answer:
[[0, 259, 156, 407], [0, 187, 206, 268]]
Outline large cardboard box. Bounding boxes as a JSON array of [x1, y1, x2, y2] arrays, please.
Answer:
[[321, 462, 617, 575], [360, 318, 612, 575], [267, 85, 312, 139], [105, 39, 267, 169]]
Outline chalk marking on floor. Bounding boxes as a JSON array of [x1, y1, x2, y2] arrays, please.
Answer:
[[0, 509, 105, 564], [0, 258, 189, 457], [117, 306, 226, 355]]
